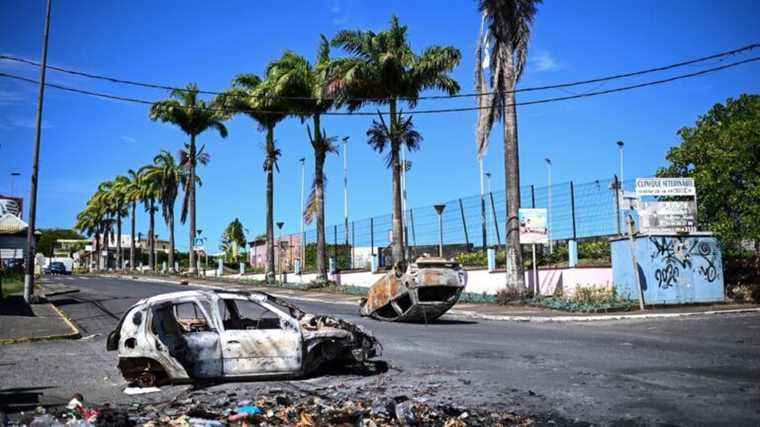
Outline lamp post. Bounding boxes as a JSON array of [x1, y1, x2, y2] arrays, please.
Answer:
[[434, 204, 446, 257], [298, 157, 305, 272], [10, 172, 20, 196], [545, 158, 553, 254], [276, 221, 284, 280], [616, 140, 625, 187], [342, 137, 350, 269]]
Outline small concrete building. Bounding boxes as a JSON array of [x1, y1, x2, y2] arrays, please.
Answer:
[[0, 213, 39, 266]]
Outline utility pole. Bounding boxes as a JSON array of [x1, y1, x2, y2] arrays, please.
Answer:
[[298, 157, 305, 271], [24, 0, 53, 303], [545, 158, 553, 254]]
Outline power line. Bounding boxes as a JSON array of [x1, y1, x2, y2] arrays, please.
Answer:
[[1, 56, 758, 116], [1, 43, 757, 102]]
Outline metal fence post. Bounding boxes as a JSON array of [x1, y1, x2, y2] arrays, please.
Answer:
[[333, 224, 337, 263], [370, 217, 374, 255], [458, 199, 470, 251], [530, 184, 536, 208], [489, 192, 501, 246], [351, 221, 355, 270]]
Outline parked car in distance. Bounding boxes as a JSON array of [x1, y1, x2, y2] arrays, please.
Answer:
[[107, 290, 381, 387], [45, 261, 69, 275]]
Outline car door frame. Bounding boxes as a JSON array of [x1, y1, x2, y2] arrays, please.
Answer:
[[215, 294, 304, 377], [146, 296, 223, 380]]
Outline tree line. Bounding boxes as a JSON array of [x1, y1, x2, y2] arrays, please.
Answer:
[[75, 2, 542, 295]]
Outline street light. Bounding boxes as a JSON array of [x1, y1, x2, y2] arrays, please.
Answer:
[[10, 172, 20, 196], [276, 221, 284, 280], [298, 157, 305, 273], [616, 140, 625, 187], [545, 158, 553, 254], [434, 204, 446, 257], [342, 137, 350, 268]]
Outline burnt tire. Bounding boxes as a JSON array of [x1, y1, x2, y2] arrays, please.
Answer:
[[135, 371, 158, 388]]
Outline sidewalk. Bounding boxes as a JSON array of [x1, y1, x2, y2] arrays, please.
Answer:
[[104, 272, 760, 322], [0, 296, 80, 345]]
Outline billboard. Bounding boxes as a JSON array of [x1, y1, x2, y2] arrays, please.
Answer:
[[635, 178, 696, 197], [638, 201, 697, 234], [519, 208, 548, 244], [0, 195, 23, 218]]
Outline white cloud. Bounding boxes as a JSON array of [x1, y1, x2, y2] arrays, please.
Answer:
[[330, 0, 350, 26], [0, 88, 28, 105], [531, 50, 560, 72], [0, 116, 52, 130], [120, 135, 137, 144]]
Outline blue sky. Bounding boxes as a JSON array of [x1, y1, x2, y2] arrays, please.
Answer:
[[1, 0, 759, 251]]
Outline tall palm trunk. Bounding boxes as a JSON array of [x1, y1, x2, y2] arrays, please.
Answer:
[[94, 228, 101, 271], [503, 51, 525, 291], [116, 213, 122, 270], [389, 99, 405, 265], [313, 114, 327, 282], [103, 224, 110, 270], [188, 134, 197, 274], [265, 125, 276, 283], [130, 202, 136, 271], [149, 199, 156, 271], [168, 209, 175, 272]]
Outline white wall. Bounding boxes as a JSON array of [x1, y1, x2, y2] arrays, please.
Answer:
[[232, 266, 613, 297]]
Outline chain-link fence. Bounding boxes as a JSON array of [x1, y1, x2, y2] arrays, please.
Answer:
[[278, 176, 635, 271]]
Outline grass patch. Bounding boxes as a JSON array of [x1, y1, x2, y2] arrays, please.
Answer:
[[530, 285, 634, 313], [1, 275, 24, 299]]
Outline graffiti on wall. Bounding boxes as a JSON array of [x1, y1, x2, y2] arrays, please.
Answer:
[[648, 236, 720, 289]]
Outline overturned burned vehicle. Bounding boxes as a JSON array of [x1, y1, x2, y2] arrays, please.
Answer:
[[107, 290, 380, 387], [360, 256, 467, 322]]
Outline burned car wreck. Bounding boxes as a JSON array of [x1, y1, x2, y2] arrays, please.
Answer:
[[360, 256, 467, 322], [107, 290, 380, 387]]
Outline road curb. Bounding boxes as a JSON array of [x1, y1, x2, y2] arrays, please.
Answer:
[[0, 303, 82, 345], [446, 307, 760, 322], [100, 273, 760, 323]]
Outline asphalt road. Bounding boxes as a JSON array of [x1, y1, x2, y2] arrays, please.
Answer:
[[1, 275, 759, 425]]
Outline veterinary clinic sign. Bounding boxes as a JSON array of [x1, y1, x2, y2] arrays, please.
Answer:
[[635, 178, 696, 197]]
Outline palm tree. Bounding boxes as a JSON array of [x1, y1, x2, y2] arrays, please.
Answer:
[[124, 168, 142, 270], [111, 175, 131, 269], [220, 74, 291, 283], [92, 181, 121, 270], [150, 83, 228, 274], [265, 37, 335, 282], [76, 191, 112, 271], [145, 151, 181, 272], [75, 202, 103, 271], [329, 15, 461, 265], [476, 0, 541, 293], [137, 165, 160, 271]]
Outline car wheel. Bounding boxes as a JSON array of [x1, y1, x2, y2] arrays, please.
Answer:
[[136, 371, 158, 388]]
